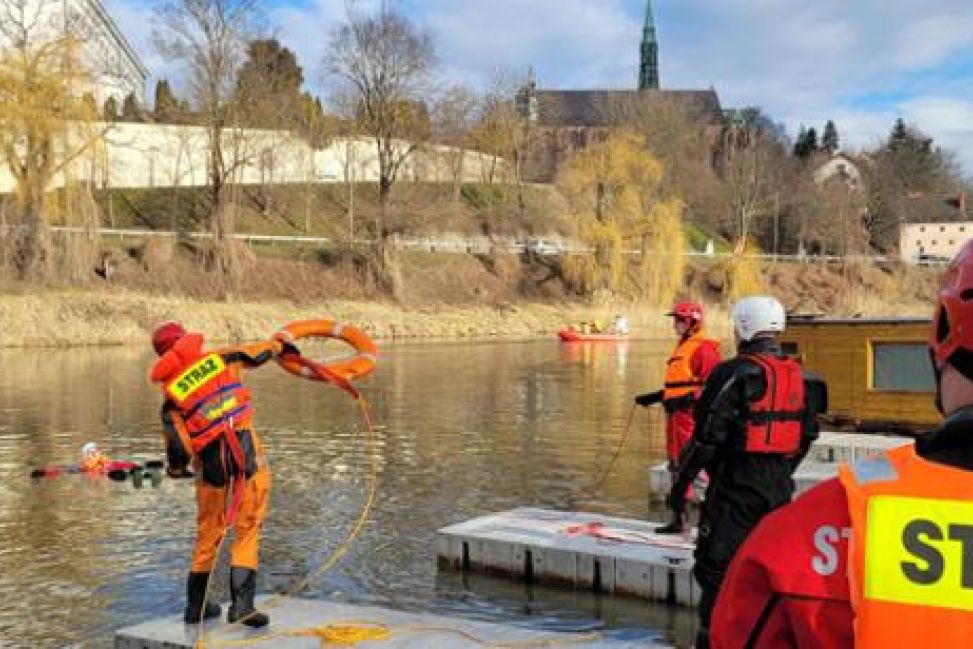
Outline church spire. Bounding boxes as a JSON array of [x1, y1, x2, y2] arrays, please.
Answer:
[[638, 0, 659, 90]]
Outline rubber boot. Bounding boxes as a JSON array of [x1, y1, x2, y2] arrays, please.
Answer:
[[654, 510, 685, 535], [183, 572, 221, 624], [227, 567, 269, 628]]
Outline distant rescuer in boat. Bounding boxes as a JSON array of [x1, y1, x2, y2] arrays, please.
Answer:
[[665, 296, 828, 649], [149, 321, 291, 627], [710, 244, 973, 648], [635, 301, 721, 533]]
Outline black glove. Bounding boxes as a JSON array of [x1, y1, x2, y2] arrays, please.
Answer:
[[635, 390, 663, 407], [275, 340, 300, 357], [166, 465, 195, 479]]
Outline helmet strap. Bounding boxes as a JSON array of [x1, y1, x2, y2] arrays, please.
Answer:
[[931, 349, 945, 415]]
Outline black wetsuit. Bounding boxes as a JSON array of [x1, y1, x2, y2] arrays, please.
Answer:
[[670, 337, 829, 647]]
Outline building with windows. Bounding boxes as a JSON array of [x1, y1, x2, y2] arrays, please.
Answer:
[[0, 0, 148, 104], [900, 221, 973, 262]]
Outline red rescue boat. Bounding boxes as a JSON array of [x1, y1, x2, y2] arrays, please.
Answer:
[[558, 329, 629, 342]]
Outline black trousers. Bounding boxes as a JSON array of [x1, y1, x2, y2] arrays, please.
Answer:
[[692, 499, 761, 648]]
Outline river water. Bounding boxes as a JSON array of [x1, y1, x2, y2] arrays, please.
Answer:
[[0, 339, 696, 647]]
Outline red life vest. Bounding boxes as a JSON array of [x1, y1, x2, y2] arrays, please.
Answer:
[[744, 354, 805, 455], [156, 336, 253, 454]]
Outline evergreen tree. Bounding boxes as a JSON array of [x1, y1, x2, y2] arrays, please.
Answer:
[[793, 125, 809, 158], [805, 127, 819, 155], [103, 96, 119, 120], [234, 38, 305, 127], [121, 92, 140, 119], [890, 118, 910, 148], [793, 125, 819, 160], [154, 79, 179, 119], [822, 120, 839, 153]]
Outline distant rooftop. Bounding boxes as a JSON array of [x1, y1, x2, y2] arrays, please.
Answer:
[[535, 89, 723, 128]]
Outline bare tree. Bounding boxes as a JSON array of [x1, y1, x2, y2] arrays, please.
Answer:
[[153, 0, 258, 280], [715, 130, 788, 250], [0, 0, 110, 279], [432, 84, 477, 204], [323, 1, 435, 294]]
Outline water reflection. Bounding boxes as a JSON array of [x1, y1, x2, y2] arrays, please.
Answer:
[[0, 339, 686, 646]]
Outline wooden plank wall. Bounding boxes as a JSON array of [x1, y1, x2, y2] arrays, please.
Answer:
[[781, 321, 938, 428]]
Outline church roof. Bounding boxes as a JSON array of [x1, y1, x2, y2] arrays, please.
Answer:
[[535, 89, 723, 128]]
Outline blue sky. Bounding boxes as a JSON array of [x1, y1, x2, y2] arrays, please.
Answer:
[[105, 0, 973, 173]]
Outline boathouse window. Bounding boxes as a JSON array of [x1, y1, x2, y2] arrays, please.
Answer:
[[871, 342, 936, 392]]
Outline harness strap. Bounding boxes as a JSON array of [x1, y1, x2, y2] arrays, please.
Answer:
[[747, 411, 804, 424], [184, 382, 244, 420], [664, 379, 704, 389]]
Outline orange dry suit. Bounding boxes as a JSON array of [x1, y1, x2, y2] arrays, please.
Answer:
[[150, 334, 276, 573], [81, 453, 111, 473]]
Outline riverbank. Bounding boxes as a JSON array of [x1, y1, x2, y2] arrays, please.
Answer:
[[0, 248, 940, 347], [0, 290, 718, 347]]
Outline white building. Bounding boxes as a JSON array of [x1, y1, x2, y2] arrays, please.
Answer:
[[813, 153, 862, 189], [0, 0, 147, 104], [900, 222, 973, 262]]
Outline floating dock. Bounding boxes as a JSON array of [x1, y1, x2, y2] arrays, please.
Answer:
[[438, 435, 915, 609], [437, 508, 699, 607], [114, 597, 647, 648], [648, 432, 912, 498]]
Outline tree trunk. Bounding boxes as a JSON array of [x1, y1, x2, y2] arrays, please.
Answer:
[[377, 174, 403, 300], [452, 150, 464, 205], [16, 179, 52, 280]]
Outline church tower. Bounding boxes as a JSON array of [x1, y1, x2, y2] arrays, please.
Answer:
[[638, 0, 659, 90]]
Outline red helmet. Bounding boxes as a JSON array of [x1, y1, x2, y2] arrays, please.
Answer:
[[152, 321, 186, 355], [667, 301, 704, 323], [932, 239, 973, 378]]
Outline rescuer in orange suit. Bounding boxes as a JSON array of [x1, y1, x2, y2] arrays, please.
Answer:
[[710, 241, 973, 648], [635, 302, 721, 533], [149, 321, 293, 627]]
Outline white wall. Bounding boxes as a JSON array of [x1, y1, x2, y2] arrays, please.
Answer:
[[0, 120, 512, 192]]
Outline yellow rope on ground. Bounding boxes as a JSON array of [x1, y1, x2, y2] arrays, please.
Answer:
[[291, 622, 391, 645]]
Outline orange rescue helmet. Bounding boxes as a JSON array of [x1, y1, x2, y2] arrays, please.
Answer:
[[931, 239, 973, 380], [152, 321, 187, 356], [667, 301, 704, 324]]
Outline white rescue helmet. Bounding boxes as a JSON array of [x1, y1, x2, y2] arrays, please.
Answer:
[[82, 442, 99, 458], [731, 296, 786, 342]]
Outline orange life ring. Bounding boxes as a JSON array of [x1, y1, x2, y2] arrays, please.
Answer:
[[274, 319, 378, 382]]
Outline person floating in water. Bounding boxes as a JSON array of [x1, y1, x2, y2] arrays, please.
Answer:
[[80, 442, 111, 473]]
